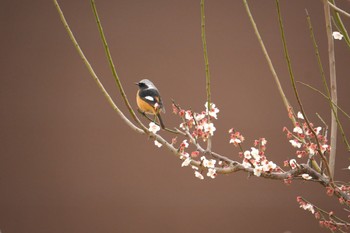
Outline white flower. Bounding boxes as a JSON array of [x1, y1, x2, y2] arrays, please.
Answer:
[[181, 140, 189, 148], [203, 122, 216, 136], [191, 165, 198, 170], [289, 139, 302, 148], [181, 157, 191, 167], [204, 159, 216, 168], [229, 138, 241, 144], [154, 140, 162, 148], [185, 111, 192, 120], [194, 113, 206, 121], [293, 126, 303, 134], [308, 147, 315, 156], [250, 147, 260, 161], [262, 161, 277, 172], [315, 127, 322, 135], [321, 144, 329, 153], [179, 122, 186, 130], [300, 203, 315, 214], [332, 31, 343, 40], [244, 150, 252, 159], [301, 174, 312, 180], [253, 166, 263, 177], [149, 122, 160, 134], [261, 138, 267, 146], [297, 112, 304, 119], [205, 102, 220, 119], [207, 168, 217, 179], [195, 171, 204, 180]]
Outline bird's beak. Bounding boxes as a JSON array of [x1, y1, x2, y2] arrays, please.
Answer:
[[134, 82, 139, 86]]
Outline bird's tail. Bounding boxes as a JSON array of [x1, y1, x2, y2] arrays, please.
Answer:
[[157, 113, 165, 129]]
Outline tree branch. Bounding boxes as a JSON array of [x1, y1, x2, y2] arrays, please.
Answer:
[[53, 0, 144, 135], [200, 0, 212, 152], [323, 0, 338, 178], [243, 0, 297, 125]]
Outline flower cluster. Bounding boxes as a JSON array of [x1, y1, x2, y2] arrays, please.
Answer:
[[229, 128, 245, 146], [174, 102, 219, 142], [283, 112, 330, 160], [175, 138, 218, 180], [297, 196, 350, 232], [240, 138, 278, 177]]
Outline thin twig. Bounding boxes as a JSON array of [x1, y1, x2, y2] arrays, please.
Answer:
[[53, 0, 143, 135], [323, 0, 338, 178], [328, 1, 350, 18], [298, 81, 350, 121], [90, 0, 148, 132], [243, 0, 296, 125], [200, 0, 212, 152], [329, 0, 350, 48]]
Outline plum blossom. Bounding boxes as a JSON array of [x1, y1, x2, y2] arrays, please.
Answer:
[[149, 122, 160, 134], [297, 111, 304, 119], [253, 166, 263, 177], [300, 203, 315, 214], [203, 122, 216, 136], [293, 126, 303, 134], [262, 161, 277, 172], [301, 174, 312, 180], [195, 171, 204, 180], [332, 31, 343, 40], [207, 168, 217, 178], [201, 156, 216, 168], [181, 157, 191, 167], [154, 140, 162, 148], [244, 150, 252, 159], [205, 102, 220, 119], [289, 139, 302, 148]]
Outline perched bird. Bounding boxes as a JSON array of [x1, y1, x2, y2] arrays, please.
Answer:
[[136, 79, 165, 129]]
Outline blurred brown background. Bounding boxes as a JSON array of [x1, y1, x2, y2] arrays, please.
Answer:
[[1, 0, 349, 232]]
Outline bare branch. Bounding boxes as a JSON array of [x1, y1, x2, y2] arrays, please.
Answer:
[[200, 0, 213, 152], [90, 0, 148, 132], [323, 0, 338, 178], [243, 0, 297, 125], [53, 0, 143, 135]]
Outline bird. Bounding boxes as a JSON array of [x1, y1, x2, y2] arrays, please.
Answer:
[[136, 79, 165, 129]]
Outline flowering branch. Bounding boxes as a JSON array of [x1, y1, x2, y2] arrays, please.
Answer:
[[305, 10, 350, 151], [297, 196, 350, 232], [276, 0, 333, 180]]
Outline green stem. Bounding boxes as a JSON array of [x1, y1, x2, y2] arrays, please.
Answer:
[[53, 0, 143, 135], [200, 0, 212, 152], [90, 0, 147, 132], [243, 0, 296, 126]]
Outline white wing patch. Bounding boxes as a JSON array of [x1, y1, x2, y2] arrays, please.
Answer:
[[144, 96, 154, 102]]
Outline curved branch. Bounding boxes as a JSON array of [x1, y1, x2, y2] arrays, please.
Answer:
[[90, 0, 148, 132], [243, 0, 296, 125]]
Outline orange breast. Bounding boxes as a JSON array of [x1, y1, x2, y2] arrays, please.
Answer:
[[137, 90, 156, 114]]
